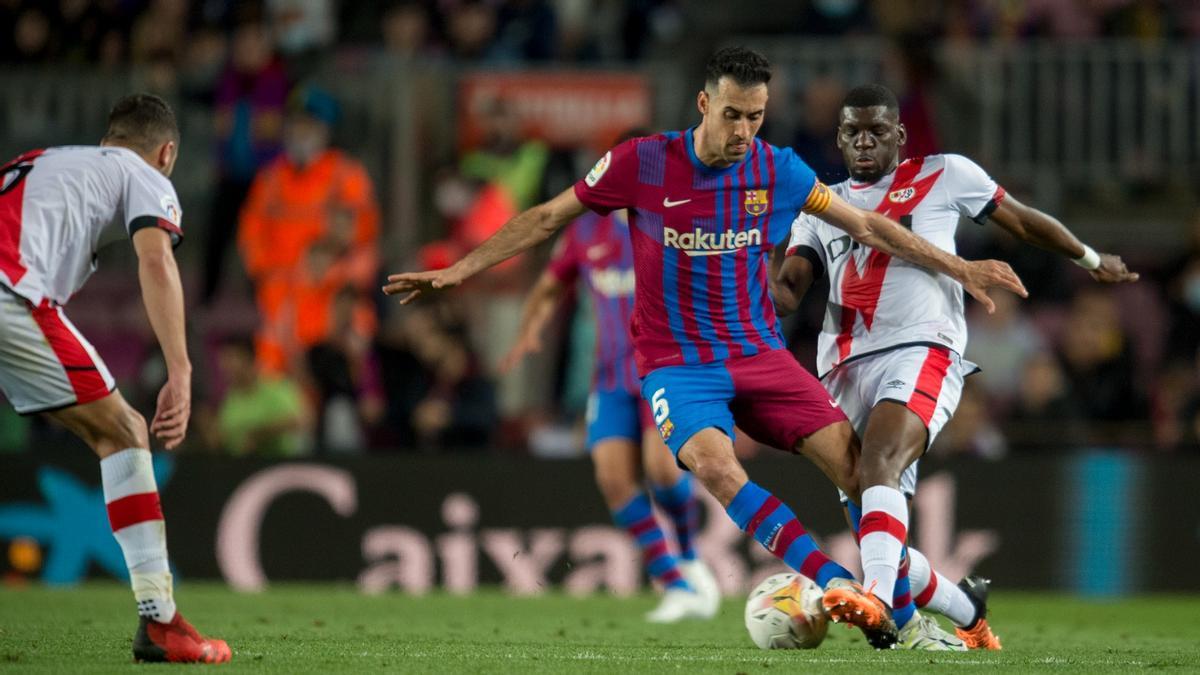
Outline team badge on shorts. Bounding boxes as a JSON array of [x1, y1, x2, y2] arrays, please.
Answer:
[[744, 189, 769, 216], [658, 419, 675, 441]]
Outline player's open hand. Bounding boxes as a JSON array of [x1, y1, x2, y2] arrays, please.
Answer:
[[150, 374, 190, 450], [382, 266, 466, 305], [961, 259, 1028, 313], [1090, 253, 1139, 283]]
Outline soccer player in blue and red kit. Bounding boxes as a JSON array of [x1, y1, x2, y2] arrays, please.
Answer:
[[385, 47, 1026, 648], [501, 190, 720, 622]]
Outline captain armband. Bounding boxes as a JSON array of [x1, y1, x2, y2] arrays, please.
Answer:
[[800, 182, 832, 215]]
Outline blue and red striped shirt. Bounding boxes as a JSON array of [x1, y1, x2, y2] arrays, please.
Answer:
[[547, 211, 640, 394], [573, 128, 829, 376]]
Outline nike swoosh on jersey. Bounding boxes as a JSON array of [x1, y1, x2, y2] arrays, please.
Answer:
[[662, 197, 691, 208]]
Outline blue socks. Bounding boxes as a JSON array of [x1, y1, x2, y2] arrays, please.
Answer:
[[727, 481, 852, 587], [613, 493, 689, 590], [651, 475, 699, 561]]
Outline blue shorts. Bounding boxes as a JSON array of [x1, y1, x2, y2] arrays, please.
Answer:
[[640, 349, 848, 464], [585, 386, 653, 450]]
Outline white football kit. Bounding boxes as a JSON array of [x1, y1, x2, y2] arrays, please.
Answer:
[[788, 154, 1004, 496], [0, 146, 182, 413]]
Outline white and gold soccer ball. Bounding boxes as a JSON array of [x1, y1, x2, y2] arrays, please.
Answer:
[[743, 573, 829, 650]]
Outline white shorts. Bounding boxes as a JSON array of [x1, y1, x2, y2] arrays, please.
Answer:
[[0, 288, 115, 414], [824, 344, 974, 499]]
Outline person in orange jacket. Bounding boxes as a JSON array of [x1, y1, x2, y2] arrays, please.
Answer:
[[238, 86, 380, 374]]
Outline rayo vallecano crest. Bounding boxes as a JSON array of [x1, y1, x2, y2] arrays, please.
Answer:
[[744, 189, 769, 216], [888, 187, 916, 203]]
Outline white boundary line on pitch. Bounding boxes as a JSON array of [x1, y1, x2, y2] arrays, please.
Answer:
[[384, 651, 1147, 667], [231, 649, 1148, 668]]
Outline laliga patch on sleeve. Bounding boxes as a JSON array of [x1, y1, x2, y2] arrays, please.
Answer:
[[160, 194, 181, 224], [584, 151, 612, 187]]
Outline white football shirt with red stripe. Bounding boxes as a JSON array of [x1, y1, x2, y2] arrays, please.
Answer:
[[787, 154, 1003, 378], [0, 146, 182, 306]]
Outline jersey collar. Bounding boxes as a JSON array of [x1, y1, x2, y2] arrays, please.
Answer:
[[848, 164, 899, 191], [684, 127, 750, 177]]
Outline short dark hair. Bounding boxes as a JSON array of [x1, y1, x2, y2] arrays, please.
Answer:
[[841, 84, 899, 113], [705, 47, 772, 89], [103, 93, 179, 153]]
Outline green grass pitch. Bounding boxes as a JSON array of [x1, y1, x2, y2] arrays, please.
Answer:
[[1, 583, 1198, 673]]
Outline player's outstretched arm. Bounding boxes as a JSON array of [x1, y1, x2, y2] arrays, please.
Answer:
[[383, 187, 588, 304], [815, 189, 1028, 313], [499, 271, 565, 374], [773, 250, 816, 317], [987, 193, 1139, 283], [132, 227, 191, 450]]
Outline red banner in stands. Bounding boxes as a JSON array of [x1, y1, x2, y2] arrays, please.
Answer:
[[458, 72, 652, 153]]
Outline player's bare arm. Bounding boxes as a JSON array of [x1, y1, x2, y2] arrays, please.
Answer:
[[773, 253, 816, 317], [499, 270, 565, 374], [815, 188, 1028, 313], [133, 227, 191, 450], [987, 192, 1139, 283], [383, 187, 587, 304]]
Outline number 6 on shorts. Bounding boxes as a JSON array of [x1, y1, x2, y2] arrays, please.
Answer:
[[651, 387, 669, 425]]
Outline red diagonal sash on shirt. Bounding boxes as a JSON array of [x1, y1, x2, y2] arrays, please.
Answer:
[[834, 158, 945, 362]]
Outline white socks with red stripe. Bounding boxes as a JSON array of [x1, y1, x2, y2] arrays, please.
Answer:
[[906, 547, 978, 627], [100, 448, 176, 623], [858, 485, 908, 608]]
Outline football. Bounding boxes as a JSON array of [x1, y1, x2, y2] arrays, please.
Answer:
[[743, 573, 829, 650]]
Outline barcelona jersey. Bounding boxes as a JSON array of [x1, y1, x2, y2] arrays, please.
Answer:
[[573, 128, 831, 376], [546, 211, 639, 395]]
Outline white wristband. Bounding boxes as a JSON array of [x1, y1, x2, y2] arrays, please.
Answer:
[[1074, 245, 1101, 270]]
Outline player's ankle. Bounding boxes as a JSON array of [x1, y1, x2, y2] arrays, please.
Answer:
[[137, 599, 177, 624]]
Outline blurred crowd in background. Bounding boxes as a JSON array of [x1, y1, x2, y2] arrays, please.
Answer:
[[1, 0, 1200, 458], [5, 0, 1200, 70]]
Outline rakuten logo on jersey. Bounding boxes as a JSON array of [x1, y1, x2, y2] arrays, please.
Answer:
[[662, 227, 762, 256]]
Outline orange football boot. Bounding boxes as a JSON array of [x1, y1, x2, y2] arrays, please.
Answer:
[[132, 613, 232, 664], [822, 579, 899, 649]]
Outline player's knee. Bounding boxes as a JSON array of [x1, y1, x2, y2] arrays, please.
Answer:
[[593, 461, 638, 507], [798, 422, 861, 501], [838, 470, 861, 504], [643, 464, 675, 488], [832, 427, 861, 498], [103, 403, 149, 451], [858, 442, 911, 487], [679, 440, 740, 501], [642, 450, 679, 486]]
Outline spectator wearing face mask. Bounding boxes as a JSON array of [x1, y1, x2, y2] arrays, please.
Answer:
[[238, 85, 381, 375], [267, 0, 336, 79]]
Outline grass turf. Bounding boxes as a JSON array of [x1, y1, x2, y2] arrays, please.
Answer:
[[0, 583, 1198, 673]]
